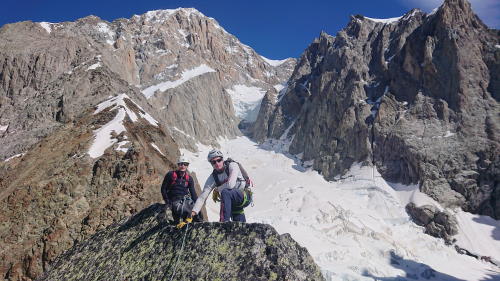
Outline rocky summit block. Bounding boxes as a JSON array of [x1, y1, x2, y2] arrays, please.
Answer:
[[38, 204, 325, 281]]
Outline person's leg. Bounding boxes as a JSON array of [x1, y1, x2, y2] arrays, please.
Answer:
[[219, 200, 225, 222], [171, 204, 181, 224], [221, 189, 233, 222], [230, 189, 246, 222], [181, 199, 194, 221], [231, 212, 246, 222]]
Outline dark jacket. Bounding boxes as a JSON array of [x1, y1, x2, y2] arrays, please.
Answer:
[[161, 170, 197, 203]]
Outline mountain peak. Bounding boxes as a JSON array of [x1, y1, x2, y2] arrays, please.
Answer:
[[432, 0, 486, 28], [133, 7, 206, 23]]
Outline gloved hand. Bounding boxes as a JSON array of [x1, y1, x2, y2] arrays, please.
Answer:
[[176, 217, 193, 229], [212, 189, 220, 203]]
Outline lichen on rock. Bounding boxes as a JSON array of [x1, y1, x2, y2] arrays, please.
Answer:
[[38, 204, 325, 281]]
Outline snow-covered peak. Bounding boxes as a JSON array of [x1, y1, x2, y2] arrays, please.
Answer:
[[362, 9, 420, 25], [260, 56, 292, 67], [137, 7, 206, 23], [402, 8, 422, 20], [428, 7, 440, 17], [364, 15, 403, 24], [95, 22, 115, 45], [39, 22, 52, 33], [177, 7, 206, 18]]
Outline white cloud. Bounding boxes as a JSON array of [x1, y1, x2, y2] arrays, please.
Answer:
[[400, 0, 500, 28]]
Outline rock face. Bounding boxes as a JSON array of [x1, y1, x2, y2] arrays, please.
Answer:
[[405, 203, 458, 243], [0, 8, 295, 160], [0, 8, 294, 281], [253, 0, 500, 218], [0, 92, 195, 280], [38, 204, 325, 281]]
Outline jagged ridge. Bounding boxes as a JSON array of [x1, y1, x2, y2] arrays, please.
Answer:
[[252, 0, 500, 218]]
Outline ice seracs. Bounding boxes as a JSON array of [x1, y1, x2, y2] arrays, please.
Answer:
[[183, 137, 500, 281], [225, 84, 266, 122]]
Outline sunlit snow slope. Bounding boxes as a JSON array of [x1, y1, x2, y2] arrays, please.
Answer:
[[183, 137, 500, 281]]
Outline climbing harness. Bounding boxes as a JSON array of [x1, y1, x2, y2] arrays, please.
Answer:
[[173, 195, 193, 218]]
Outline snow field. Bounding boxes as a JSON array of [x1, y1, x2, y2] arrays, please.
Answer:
[[142, 64, 216, 99], [183, 136, 499, 281], [225, 84, 266, 122]]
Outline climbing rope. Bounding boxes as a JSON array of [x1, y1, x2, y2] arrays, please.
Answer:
[[169, 221, 190, 281], [169, 198, 192, 281]]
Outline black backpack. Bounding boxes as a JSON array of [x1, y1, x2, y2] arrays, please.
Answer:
[[211, 158, 251, 188], [211, 158, 254, 208]]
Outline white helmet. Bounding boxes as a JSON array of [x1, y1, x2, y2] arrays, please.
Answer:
[[207, 149, 223, 162], [177, 155, 189, 164]]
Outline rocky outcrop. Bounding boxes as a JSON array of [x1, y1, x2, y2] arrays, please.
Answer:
[[0, 92, 210, 281], [38, 204, 325, 281], [253, 0, 500, 218], [405, 203, 458, 243], [251, 87, 278, 142]]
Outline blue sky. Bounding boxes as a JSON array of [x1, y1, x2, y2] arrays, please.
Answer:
[[2, 0, 498, 59]]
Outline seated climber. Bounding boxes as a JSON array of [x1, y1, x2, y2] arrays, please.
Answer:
[[161, 155, 199, 225], [191, 149, 253, 222]]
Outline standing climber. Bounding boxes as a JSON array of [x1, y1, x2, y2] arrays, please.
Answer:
[[161, 156, 198, 225], [191, 149, 253, 222]]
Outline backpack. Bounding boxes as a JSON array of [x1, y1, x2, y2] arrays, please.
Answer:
[[170, 171, 190, 188], [211, 158, 251, 188], [211, 158, 254, 208]]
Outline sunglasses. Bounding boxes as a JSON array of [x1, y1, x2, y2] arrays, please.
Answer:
[[210, 158, 223, 165], [178, 162, 189, 166]]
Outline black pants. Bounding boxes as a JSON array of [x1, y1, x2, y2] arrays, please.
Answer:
[[171, 197, 194, 224], [170, 197, 204, 223]]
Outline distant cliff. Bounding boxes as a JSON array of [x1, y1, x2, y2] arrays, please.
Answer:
[[253, 0, 500, 219]]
